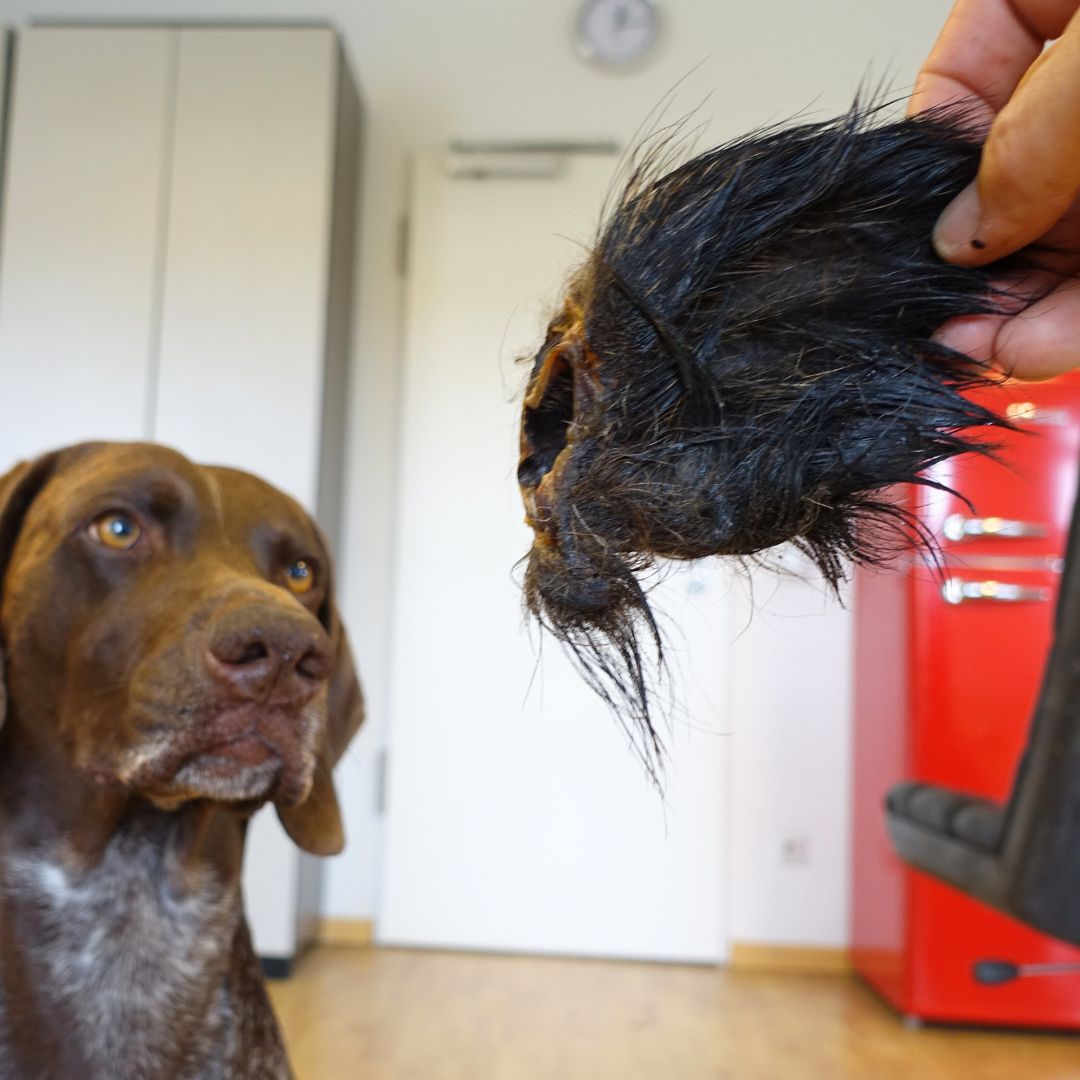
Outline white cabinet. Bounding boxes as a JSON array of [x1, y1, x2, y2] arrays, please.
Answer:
[[0, 24, 360, 967], [0, 28, 172, 451]]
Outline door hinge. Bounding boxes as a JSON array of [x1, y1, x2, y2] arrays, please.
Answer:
[[396, 215, 410, 279], [375, 747, 389, 815]]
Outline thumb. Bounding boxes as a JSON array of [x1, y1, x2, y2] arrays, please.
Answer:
[[935, 12, 1080, 265]]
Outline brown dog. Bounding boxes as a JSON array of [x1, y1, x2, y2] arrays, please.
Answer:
[[0, 442, 362, 1079]]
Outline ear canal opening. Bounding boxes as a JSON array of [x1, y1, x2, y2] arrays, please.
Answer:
[[519, 350, 575, 489]]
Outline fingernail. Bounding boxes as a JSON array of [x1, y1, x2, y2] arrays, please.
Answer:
[[933, 182, 985, 260]]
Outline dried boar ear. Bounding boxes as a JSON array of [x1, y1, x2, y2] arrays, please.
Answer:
[[517, 101, 1038, 768]]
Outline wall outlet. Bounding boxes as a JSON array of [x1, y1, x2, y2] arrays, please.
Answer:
[[780, 835, 811, 866]]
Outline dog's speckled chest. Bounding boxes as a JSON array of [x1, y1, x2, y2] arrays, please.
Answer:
[[0, 827, 289, 1080]]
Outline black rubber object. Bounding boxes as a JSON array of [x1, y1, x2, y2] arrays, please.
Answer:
[[885, 478, 1080, 947]]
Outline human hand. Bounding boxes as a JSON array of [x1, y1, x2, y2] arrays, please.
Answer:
[[911, 0, 1080, 379]]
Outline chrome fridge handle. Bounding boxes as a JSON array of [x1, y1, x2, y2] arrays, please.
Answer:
[[940, 578, 1052, 606], [942, 514, 1049, 543]]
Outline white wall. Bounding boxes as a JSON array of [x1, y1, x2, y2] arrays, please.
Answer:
[[0, 0, 952, 945], [727, 558, 856, 946]]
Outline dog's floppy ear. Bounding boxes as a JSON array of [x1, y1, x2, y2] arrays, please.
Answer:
[[276, 557, 363, 856], [0, 452, 62, 731]]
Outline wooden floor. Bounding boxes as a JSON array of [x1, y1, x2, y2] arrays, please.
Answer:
[[269, 946, 1080, 1079]]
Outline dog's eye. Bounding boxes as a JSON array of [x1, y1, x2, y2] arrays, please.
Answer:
[[284, 559, 315, 595], [90, 512, 142, 551]]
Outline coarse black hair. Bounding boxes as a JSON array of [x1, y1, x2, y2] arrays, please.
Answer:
[[517, 101, 1041, 777]]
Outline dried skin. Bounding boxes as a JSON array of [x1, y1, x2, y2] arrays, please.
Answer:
[[517, 102, 1045, 774]]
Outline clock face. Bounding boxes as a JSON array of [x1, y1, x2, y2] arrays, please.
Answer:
[[576, 0, 661, 68]]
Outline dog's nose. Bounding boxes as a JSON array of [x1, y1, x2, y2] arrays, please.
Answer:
[[206, 608, 332, 704]]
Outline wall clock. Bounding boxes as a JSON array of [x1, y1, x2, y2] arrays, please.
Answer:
[[575, 0, 661, 69]]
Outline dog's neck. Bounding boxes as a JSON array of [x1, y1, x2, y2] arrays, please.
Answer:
[[0, 728, 245, 879], [0, 730, 289, 1080]]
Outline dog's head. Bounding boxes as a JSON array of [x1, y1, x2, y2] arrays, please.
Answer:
[[518, 104, 1041, 766], [0, 442, 362, 855]]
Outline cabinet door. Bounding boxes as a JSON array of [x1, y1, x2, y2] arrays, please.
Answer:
[[153, 27, 338, 510], [0, 27, 173, 464], [152, 27, 341, 960]]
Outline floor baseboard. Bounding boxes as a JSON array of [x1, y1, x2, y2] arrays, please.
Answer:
[[316, 917, 374, 947], [729, 942, 851, 975], [308, 928, 848, 972]]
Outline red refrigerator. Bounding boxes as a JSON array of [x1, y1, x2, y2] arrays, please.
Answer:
[[852, 371, 1080, 1026]]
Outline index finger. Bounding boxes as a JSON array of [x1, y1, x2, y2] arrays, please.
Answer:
[[909, 0, 1076, 122]]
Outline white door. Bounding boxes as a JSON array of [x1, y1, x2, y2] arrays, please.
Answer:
[[379, 151, 731, 963], [0, 27, 173, 460]]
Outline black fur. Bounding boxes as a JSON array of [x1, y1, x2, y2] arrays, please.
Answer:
[[517, 103, 1041, 773]]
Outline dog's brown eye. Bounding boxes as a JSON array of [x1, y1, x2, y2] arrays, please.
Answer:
[[284, 559, 315, 595], [90, 512, 142, 550]]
